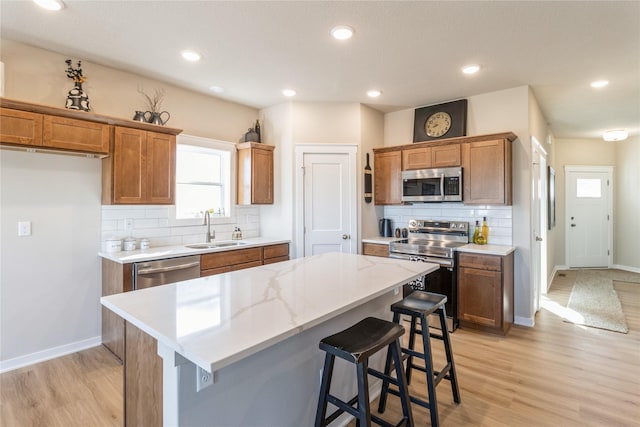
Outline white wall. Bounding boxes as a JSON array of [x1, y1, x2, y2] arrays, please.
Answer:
[[0, 150, 102, 367]]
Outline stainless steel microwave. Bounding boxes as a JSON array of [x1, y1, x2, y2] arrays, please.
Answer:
[[401, 167, 463, 202]]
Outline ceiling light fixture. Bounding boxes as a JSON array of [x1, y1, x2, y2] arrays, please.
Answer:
[[462, 64, 480, 75], [602, 129, 628, 141], [590, 80, 609, 88], [367, 90, 382, 98], [330, 25, 354, 40], [282, 89, 297, 97], [181, 50, 202, 62], [209, 86, 225, 93], [33, 0, 65, 11]]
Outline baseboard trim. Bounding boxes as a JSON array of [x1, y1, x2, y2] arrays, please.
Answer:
[[612, 264, 640, 274], [0, 336, 102, 374], [515, 316, 535, 327]]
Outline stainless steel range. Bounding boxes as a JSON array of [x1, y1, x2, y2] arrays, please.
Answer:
[[389, 219, 469, 331]]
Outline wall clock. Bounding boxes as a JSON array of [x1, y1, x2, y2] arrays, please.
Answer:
[[413, 99, 468, 142]]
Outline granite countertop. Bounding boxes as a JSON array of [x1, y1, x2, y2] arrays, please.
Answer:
[[99, 237, 290, 264], [100, 252, 438, 373], [361, 236, 400, 245]]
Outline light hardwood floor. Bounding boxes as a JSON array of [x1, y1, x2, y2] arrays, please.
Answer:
[[1, 270, 638, 427]]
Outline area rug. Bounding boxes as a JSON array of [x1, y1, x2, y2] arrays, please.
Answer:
[[564, 269, 638, 334]]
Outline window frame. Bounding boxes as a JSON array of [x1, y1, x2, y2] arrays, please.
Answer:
[[169, 134, 238, 227]]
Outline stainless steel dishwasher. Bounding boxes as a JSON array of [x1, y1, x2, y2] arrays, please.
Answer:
[[133, 255, 201, 290]]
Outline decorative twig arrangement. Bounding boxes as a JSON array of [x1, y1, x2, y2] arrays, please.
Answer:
[[65, 59, 86, 84], [137, 86, 165, 113]]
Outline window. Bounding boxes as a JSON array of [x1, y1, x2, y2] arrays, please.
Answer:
[[576, 178, 602, 198], [175, 136, 233, 220]]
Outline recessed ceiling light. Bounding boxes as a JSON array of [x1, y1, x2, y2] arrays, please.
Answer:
[[591, 80, 609, 88], [33, 0, 64, 11], [331, 25, 354, 40], [282, 89, 297, 97], [181, 50, 202, 62], [602, 129, 628, 141], [462, 64, 480, 74], [367, 90, 382, 98], [209, 86, 225, 93]]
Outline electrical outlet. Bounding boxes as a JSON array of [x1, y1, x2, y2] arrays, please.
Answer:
[[196, 366, 213, 392], [18, 221, 32, 236], [125, 218, 134, 231], [393, 287, 400, 296]]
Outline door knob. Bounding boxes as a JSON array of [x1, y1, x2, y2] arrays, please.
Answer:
[[571, 224, 576, 227], [535, 236, 543, 242], [342, 234, 350, 240]]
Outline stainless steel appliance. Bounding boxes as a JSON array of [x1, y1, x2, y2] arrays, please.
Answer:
[[401, 166, 463, 202], [389, 219, 469, 330], [379, 218, 393, 237], [133, 255, 201, 290]]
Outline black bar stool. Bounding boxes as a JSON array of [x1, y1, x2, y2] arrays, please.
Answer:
[[315, 316, 414, 427], [378, 292, 460, 427]]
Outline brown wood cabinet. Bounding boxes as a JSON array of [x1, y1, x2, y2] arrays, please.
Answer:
[[125, 321, 162, 427], [102, 126, 176, 204], [374, 150, 402, 205], [461, 138, 512, 205], [101, 259, 133, 361], [263, 243, 290, 264], [0, 108, 43, 146], [237, 142, 274, 205], [362, 242, 389, 257], [458, 251, 514, 335], [43, 115, 110, 154], [402, 144, 460, 170]]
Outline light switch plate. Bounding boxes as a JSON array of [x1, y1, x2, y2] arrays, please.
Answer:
[[18, 221, 31, 236]]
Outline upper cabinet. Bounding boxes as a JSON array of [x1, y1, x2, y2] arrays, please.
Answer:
[[402, 144, 460, 170], [374, 150, 402, 205], [373, 132, 516, 206], [43, 115, 110, 154], [0, 108, 43, 147], [102, 127, 176, 205], [237, 142, 274, 205], [461, 138, 512, 205]]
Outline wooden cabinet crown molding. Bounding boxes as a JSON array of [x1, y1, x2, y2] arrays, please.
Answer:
[[1, 97, 183, 135], [373, 131, 517, 154]]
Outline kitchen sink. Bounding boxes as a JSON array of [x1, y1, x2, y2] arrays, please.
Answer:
[[185, 241, 246, 249]]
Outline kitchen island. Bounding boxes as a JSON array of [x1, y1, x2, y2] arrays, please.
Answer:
[[101, 252, 437, 426]]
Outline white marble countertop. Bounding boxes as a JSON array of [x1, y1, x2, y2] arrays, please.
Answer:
[[457, 243, 516, 256], [362, 236, 515, 256], [98, 237, 290, 264], [100, 252, 437, 373]]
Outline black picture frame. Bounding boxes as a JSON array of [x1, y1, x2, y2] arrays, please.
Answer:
[[413, 99, 468, 142], [548, 166, 556, 229]]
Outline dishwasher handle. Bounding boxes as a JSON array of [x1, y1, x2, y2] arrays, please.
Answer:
[[136, 261, 201, 275]]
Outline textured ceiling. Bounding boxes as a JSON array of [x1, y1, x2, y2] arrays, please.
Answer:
[[1, 1, 639, 139]]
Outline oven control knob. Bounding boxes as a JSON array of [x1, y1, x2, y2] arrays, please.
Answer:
[[408, 219, 417, 228], [451, 223, 457, 229]]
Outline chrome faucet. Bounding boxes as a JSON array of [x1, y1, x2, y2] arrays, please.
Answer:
[[203, 211, 215, 242]]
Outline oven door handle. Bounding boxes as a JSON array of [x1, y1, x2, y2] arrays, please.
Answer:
[[440, 173, 445, 198], [389, 252, 454, 268]]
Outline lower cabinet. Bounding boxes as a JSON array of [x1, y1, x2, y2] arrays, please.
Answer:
[[457, 252, 514, 335], [263, 243, 290, 264], [362, 242, 389, 257], [200, 247, 263, 277]]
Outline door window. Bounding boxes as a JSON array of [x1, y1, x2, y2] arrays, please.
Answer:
[[576, 178, 601, 198]]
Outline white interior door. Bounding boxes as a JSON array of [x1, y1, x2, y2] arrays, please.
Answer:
[[565, 166, 612, 267], [295, 146, 357, 257]]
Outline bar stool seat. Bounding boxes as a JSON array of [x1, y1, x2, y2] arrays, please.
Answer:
[[378, 292, 461, 427], [315, 317, 414, 427]]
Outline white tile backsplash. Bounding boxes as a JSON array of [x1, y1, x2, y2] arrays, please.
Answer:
[[382, 203, 513, 245], [101, 205, 261, 250]]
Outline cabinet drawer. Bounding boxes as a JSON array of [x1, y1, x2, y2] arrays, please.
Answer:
[[201, 260, 263, 277], [263, 255, 289, 265], [201, 247, 262, 271], [363, 243, 389, 257], [263, 243, 289, 260], [459, 253, 501, 271]]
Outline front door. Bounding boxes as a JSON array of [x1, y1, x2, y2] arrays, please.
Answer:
[[295, 146, 357, 257], [565, 166, 612, 267]]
